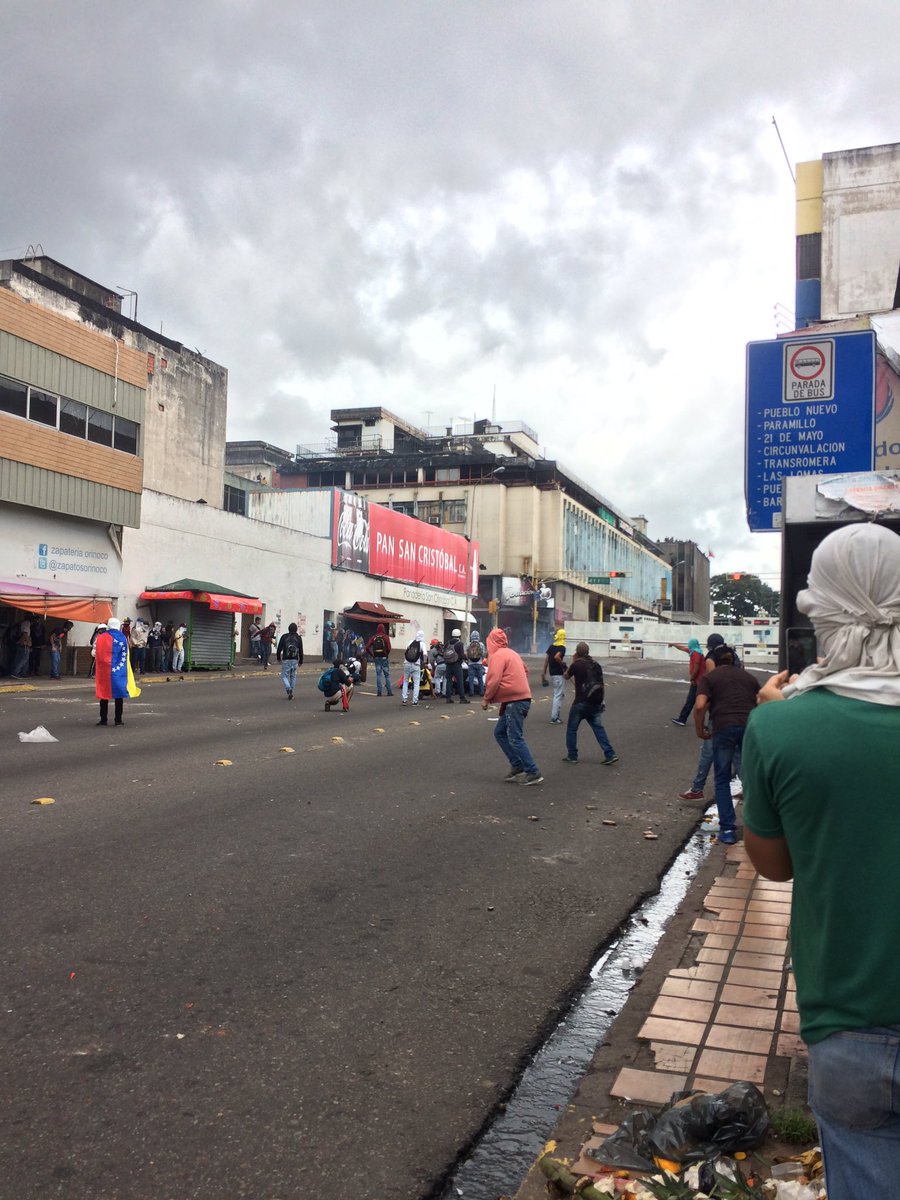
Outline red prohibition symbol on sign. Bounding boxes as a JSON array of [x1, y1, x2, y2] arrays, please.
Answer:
[[789, 344, 826, 381]]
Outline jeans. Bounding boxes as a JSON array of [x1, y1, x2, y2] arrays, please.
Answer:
[[494, 700, 538, 776], [281, 660, 298, 696], [373, 657, 392, 695], [550, 674, 565, 720], [691, 737, 742, 793], [711, 725, 745, 834], [445, 660, 465, 700], [467, 661, 485, 695], [250, 638, 261, 662], [12, 645, 30, 677], [131, 646, 146, 674], [171, 647, 185, 672], [401, 660, 420, 703], [260, 641, 271, 668], [676, 683, 697, 723], [808, 1026, 900, 1199], [50, 648, 61, 678], [565, 701, 615, 760]]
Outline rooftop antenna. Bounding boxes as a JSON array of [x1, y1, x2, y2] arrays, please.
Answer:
[[771, 116, 795, 183], [491, 384, 496, 424]]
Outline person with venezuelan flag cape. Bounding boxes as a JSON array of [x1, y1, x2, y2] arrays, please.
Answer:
[[94, 617, 141, 726]]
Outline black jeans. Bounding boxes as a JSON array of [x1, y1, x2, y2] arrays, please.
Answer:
[[98, 698, 124, 725]]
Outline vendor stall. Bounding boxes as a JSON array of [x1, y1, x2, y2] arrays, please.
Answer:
[[139, 578, 263, 670]]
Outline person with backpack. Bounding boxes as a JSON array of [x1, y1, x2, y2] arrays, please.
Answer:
[[562, 642, 618, 765], [401, 629, 426, 705], [320, 658, 353, 711], [466, 629, 486, 697], [541, 627, 567, 723], [276, 622, 304, 700], [248, 619, 262, 662], [442, 628, 469, 703], [364, 623, 393, 696]]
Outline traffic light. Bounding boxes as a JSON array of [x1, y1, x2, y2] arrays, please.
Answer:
[[608, 570, 629, 578], [488, 599, 498, 614], [731, 572, 744, 581]]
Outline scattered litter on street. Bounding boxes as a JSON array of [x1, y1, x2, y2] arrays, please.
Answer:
[[279, 746, 294, 753], [214, 758, 233, 765], [30, 797, 56, 805], [18, 725, 58, 743]]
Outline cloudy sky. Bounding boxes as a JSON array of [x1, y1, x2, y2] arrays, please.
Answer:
[[4, 1, 900, 583]]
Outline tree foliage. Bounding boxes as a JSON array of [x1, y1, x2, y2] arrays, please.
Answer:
[[710, 573, 780, 624]]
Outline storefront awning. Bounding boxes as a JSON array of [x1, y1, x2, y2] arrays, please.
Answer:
[[0, 577, 114, 623], [342, 601, 409, 624], [443, 608, 471, 622], [139, 578, 263, 615]]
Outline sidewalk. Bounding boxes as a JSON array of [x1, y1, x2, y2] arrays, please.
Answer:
[[515, 839, 811, 1197]]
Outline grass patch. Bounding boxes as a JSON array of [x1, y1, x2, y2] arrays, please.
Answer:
[[769, 1106, 818, 1144]]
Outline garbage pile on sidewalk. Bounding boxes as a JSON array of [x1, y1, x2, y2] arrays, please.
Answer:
[[535, 1081, 826, 1198]]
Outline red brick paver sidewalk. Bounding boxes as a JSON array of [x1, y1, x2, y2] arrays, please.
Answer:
[[611, 842, 803, 1105]]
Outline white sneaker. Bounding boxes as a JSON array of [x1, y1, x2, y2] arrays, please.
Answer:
[[730, 777, 743, 798]]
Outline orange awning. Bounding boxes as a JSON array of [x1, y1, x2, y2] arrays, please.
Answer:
[[198, 592, 263, 614], [0, 578, 114, 623]]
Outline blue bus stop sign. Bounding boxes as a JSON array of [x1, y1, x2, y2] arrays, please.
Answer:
[[745, 330, 875, 531]]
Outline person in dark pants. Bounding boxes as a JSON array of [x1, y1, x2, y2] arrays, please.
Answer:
[[93, 617, 139, 726], [562, 642, 618, 765], [443, 628, 469, 703], [669, 637, 706, 725]]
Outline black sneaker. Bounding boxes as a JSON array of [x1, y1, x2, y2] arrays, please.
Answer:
[[523, 772, 544, 785], [504, 769, 526, 782], [561, 756, 577, 763], [602, 755, 619, 766], [670, 718, 687, 726]]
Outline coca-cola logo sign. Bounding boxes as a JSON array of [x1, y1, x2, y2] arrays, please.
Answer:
[[334, 492, 370, 572]]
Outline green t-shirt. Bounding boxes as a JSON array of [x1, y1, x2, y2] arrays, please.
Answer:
[[742, 689, 900, 1044]]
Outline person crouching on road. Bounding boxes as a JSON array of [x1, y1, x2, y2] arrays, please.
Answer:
[[276, 622, 304, 699], [323, 658, 353, 711], [562, 642, 618, 765], [482, 628, 542, 785]]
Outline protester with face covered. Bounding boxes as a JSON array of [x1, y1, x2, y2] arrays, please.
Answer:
[[742, 522, 900, 1200]]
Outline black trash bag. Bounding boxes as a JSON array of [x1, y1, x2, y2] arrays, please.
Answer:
[[592, 1082, 770, 1171]]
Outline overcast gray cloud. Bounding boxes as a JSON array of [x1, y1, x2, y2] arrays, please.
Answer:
[[4, 0, 900, 582]]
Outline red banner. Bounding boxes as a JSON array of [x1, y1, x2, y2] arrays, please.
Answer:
[[332, 490, 478, 593]]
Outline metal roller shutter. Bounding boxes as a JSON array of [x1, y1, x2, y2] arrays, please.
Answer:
[[188, 605, 233, 669]]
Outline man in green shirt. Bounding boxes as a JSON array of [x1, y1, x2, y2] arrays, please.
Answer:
[[742, 521, 900, 1200]]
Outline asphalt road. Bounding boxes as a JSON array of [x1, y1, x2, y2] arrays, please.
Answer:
[[2, 659, 715, 1200]]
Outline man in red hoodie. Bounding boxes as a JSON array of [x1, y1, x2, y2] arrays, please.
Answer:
[[481, 628, 543, 785]]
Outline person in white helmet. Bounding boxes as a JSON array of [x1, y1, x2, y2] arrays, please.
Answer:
[[442, 628, 469, 703]]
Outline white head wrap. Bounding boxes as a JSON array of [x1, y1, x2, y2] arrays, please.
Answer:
[[784, 522, 900, 705], [107, 617, 121, 631]]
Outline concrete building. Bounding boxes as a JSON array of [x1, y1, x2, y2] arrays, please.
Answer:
[[227, 408, 685, 650], [653, 538, 711, 625], [0, 257, 485, 669]]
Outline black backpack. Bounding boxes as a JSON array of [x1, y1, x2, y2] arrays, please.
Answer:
[[582, 660, 605, 706], [404, 639, 421, 663], [283, 634, 301, 660], [443, 641, 459, 664], [372, 635, 387, 657]]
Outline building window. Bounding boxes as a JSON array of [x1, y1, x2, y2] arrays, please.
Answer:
[[28, 388, 58, 427], [417, 500, 442, 524], [391, 501, 415, 515], [87, 409, 114, 447], [442, 499, 466, 523], [60, 398, 87, 438], [224, 484, 247, 515], [0, 371, 140, 455], [434, 467, 460, 482], [113, 416, 139, 455], [0, 375, 27, 418]]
